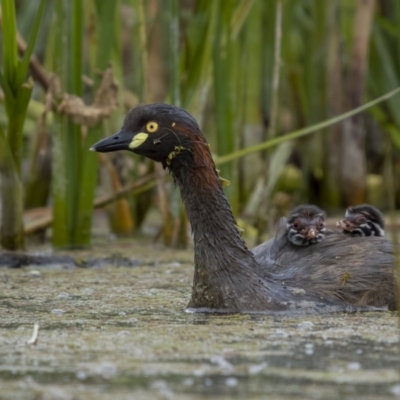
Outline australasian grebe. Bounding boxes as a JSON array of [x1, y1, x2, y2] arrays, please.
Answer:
[[91, 104, 396, 313]]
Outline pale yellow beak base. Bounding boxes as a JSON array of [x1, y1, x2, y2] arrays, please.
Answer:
[[129, 133, 148, 149]]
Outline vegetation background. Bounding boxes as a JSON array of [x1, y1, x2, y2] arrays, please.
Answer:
[[0, 0, 399, 250]]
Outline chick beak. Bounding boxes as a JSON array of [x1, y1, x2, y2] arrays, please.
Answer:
[[337, 219, 355, 231], [306, 228, 317, 239], [90, 129, 132, 153]]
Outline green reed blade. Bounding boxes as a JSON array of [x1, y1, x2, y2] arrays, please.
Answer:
[[71, 0, 83, 95], [63, 0, 83, 245], [0, 0, 47, 249], [231, 0, 256, 40], [213, 0, 235, 205], [94, 0, 117, 71], [16, 0, 47, 88], [0, 124, 24, 249], [168, 0, 180, 106], [216, 86, 400, 165], [74, 125, 103, 245], [1, 0, 18, 89], [73, 0, 119, 245], [51, 115, 70, 248], [370, 26, 400, 126], [181, 0, 218, 109], [0, 70, 15, 114], [51, 0, 69, 247], [6, 80, 33, 174]]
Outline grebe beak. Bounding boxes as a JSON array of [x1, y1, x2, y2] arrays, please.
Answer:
[[90, 129, 140, 152]]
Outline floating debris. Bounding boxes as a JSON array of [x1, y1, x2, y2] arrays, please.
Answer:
[[248, 362, 268, 375], [28, 270, 41, 278], [297, 321, 314, 330], [26, 323, 39, 345], [56, 292, 70, 300], [270, 329, 289, 338], [341, 272, 351, 286], [225, 377, 238, 387], [347, 362, 361, 371], [51, 309, 65, 316]]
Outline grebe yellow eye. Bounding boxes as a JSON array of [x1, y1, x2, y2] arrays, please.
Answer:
[[146, 121, 158, 133]]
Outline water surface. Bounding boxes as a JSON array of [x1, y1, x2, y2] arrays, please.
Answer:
[[0, 238, 399, 399]]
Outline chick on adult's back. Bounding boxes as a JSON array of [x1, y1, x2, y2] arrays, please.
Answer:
[[337, 204, 385, 237]]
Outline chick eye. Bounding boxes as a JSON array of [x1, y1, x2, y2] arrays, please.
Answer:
[[357, 216, 366, 223], [293, 221, 300, 229], [317, 220, 324, 228], [146, 121, 159, 133]]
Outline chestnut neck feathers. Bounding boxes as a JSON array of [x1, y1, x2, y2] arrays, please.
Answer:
[[170, 136, 282, 311]]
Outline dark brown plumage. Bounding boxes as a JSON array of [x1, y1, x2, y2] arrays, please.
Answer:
[[91, 104, 397, 313]]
